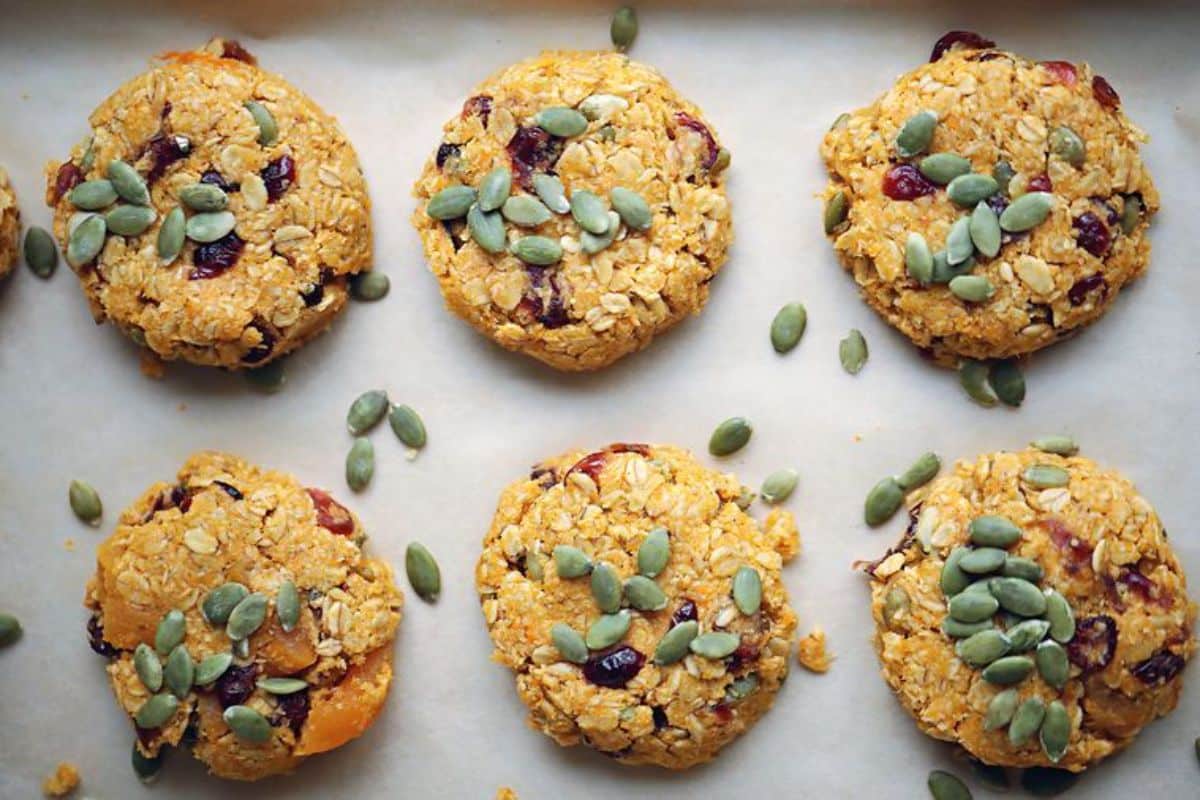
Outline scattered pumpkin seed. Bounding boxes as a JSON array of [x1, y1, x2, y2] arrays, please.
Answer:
[[179, 183, 228, 212], [467, 204, 506, 253], [988, 359, 1025, 407], [959, 359, 998, 407], [1031, 435, 1078, 456], [654, 620, 698, 665], [257, 677, 307, 695], [839, 329, 869, 374], [135, 693, 180, 729], [554, 545, 593, 578], [551, 623, 588, 663], [1043, 590, 1076, 642], [68, 479, 102, 524], [823, 191, 848, 234], [725, 673, 760, 701], [945, 217, 976, 265], [223, 705, 271, 743], [134, 643, 163, 692], [734, 486, 756, 510], [78, 137, 95, 172], [1009, 696, 1046, 745], [232, 637, 250, 659], [152, 609, 186, 656], [477, 167, 512, 212], [0, 613, 19, 646], [624, 576, 668, 611], [510, 235, 562, 265], [347, 390, 389, 434], [185, 210, 236, 243], [985, 688, 1019, 731], [897, 452, 940, 491], [712, 147, 732, 173], [406, 542, 441, 602], [1002, 556, 1045, 583], [992, 161, 1016, 195], [610, 187, 651, 231], [389, 404, 427, 450], [943, 617, 993, 638], [931, 249, 975, 283], [535, 107, 589, 138], [991, 577, 1047, 616], [579, 93, 629, 122], [863, 476, 903, 527], [1040, 700, 1070, 762], [689, 631, 740, 659], [949, 274, 994, 303], [226, 593, 268, 641], [275, 580, 300, 632], [969, 201, 1002, 258], [67, 214, 106, 267], [1023, 464, 1069, 489], [1035, 640, 1069, 689], [157, 206, 185, 264], [1120, 194, 1142, 235], [905, 232, 934, 284], [590, 563, 622, 613], [569, 189, 610, 234], [918, 152, 971, 185], [947, 173, 999, 207], [611, 6, 638, 51], [948, 591, 999, 623], [244, 101, 277, 146], [732, 566, 763, 615], [586, 611, 631, 650], [956, 628, 1011, 667], [202, 583, 249, 625], [829, 113, 850, 131], [530, 174, 570, 214], [346, 437, 374, 491], [927, 769, 972, 800], [983, 655, 1035, 685], [1000, 192, 1054, 232], [194, 652, 234, 685], [70, 179, 118, 210], [104, 204, 156, 237], [709, 416, 752, 456], [1049, 125, 1085, 167], [350, 271, 390, 301], [581, 210, 620, 254], [23, 227, 58, 277], [760, 468, 798, 504], [164, 644, 194, 697], [770, 302, 807, 353], [107, 160, 150, 206], [243, 358, 286, 393], [637, 528, 670, 578], [426, 186, 477, 220], [969, 515, 1022, 548], [131, 742, 165, 784], [883, 586, 911, 628], [940, 548, 971, 597], [894, 110, 937, 158], [1006, 619, 1051, 652]]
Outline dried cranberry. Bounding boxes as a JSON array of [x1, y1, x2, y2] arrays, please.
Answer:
[[1093, 75, 1120, 110], [87, 615, 117, 658], [1073, 212, 1111, 257], [1067, 615, 1117, 674], [1041, 518, 1092, 572], [52, 162, 83, 203], [1026, 173, 1053, 193], [190, 232, 245, 280], [261, 155, 295, 202], [670, 600, 698, 628], [143, 133, 191, 184], [930, 31, 996, 62], [566, 451, 608, 485], [213, 481, 243, 500], [301, 282, 324, 307], [200, 170, 236, 192], [985, 194, 1009, 217], [882, 164, 937, 201], [1131, 650, 1185, 685], [1068, 273, 1108, 306], [506, 127, 563, 189], [172, 485, 194, 513], [220, 39, 257, 65], [435, 143, 461, 169], [307, 488, 355, 536], [529, 465, 557, 487], [854, 510, 919, 575], [1092, 197, 1120, 226], [674, 112, 720, 170], [652, 706, 669, 729], [272, 689, 310, 734], [215, 664, 258, 708], [1040, 61, 1078, 87], [1116, 568, 1172, 609], [461, 94, 493, 128], [538, 277, 570, 329], [583, 645, 645, 688], [712, 703, 734, 723], [726, 642, 760, 673], [241, 321, 276, 365]]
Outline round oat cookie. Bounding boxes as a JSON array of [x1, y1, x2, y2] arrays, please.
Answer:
[[412, 50, 732, 371], [476, 443, 799, 768], [864, 447, 1195, 771], [45, 38, 372, 369], [84, 451, 402, 781], [0, 167, 20, 281], [821, 32, 1158, 366]]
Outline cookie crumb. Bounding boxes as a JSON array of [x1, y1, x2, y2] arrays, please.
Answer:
[[765, 508, 801, 562], [42, 762, 80, 797], [64, 538, 76, 551], [797, 627, 833, 673], [495, 789, 518, 800], [139, 349, 166, 379]]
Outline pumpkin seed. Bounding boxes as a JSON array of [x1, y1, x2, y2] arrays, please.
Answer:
[[883, 586, 911, 628], [948, 591, 999, 623], [940, 548, 971, 596], [226, 593, 268, 641], [223, 705, 271, 743], [68, 479, 102, 524], [554, 545, 593, 578], [927, 770, 972, 800], [830, 113, 850, 131], [107, 160, 150, 205], [550, 623, 588, 663], [983, 655, 1035, 685], [732, 566, 763, 615], [637, 528, 670, 577], [467, 204, 506, 253], [389, 404, 427, 449], [760, 468, 798, 505], [581, 211, 620, 254], [345, 437, 374, 491], [275, 580, 300, 632], [918, 152, 972, 185], [1009, 696, 1046, 745], [947, 173, 999, 207], [988, 359, 1025, 407], [770, 302, 807, 353], [1003, 556, 1045, 583], [69, 179, 118, 210], [244, 101, 278, 146], [894, 110, 937, 158], [992, 161, 1016, 195], [164, 644, 194, 697], [959, 359, 998, 407], [709, 416, 752, 456], [104, 204, 157, 237], [1043, 590, 1076, 643], [734, 486, 756, 510], [725, 673, 760, 702], [510, 235, 562, 265], [838, 329, 869, 374], [654, 620, 698, 665], [905, 232, 934, 284], [202, 583, 249, 625], [535, 107, 589, 138], [943, 617, 993, 638], [1031, 435, 1078, 456], [579, 94, 629, 122], [178, 184, 226, 215], [194, 652, 234, 685], [897, 452, 940, 491], [406, 542, 441, 602], [570, 189, 610, 234], [257, 677, 308, 695], [477, 167, 512, 212], [931, 249, 975, 283], [586, 611, 631, 650], [949, 274, 994, 303], [610, 187, 651, 231], [531, 174, 570, 215], [243, 358, 286, 393], [864, 476, 904, 527], [1000, 192, 1054, 232], [956, 628, 1011, 667], [153, 609, 186, 655], [67, 214, 106, 267], [969, 515, 1022, 548], [155, 206, 185, 264], [426, 186, 477, 220], [1049, 125, 1085, 167], [1006, 619, 1051, 652], [985, 688, 1019, 730], [23, 226, 58, 277], [348, 271, 388, 301], [135, 693, 180, 729], [0, 613, 18, 646], [590, 563, 622, 613], [991, 577, 1047, 616], [1023, 464, 1069, 488], [525, 550, 545, 582], [185, 211, 236, 243], [689, 631, 740, 659], [968, 201, 1001, 258], [1120, 194, 1142, 234], [1020, 767, 1079, 796], [610, 6, 637, 51], [944, 217, 974, 266], [347, 390, 389, 434], [963, 580, 994, 595], [1039, 700, 1070, 762], [134, 643, 163, 692], [232, 637, 250, 659], [131, 742, 164, 784], [624, 576, 667, 611], [823, 191, 848, 234], [78, 137, 95, 172], [1035, 640, 1069, 689]]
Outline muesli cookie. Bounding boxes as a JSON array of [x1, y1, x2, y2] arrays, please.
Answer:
[[476, 443, 799, 767], [863, 445, 1195, 771], [821, 31, 1157, 366], [413, 50, 732, 371], [0, 167, 19, 280], [84, 451, 402, 781], [45, 38, 372, 369]]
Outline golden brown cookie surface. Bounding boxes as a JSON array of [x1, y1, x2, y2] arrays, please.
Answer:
[[0, 168, 19, 280]]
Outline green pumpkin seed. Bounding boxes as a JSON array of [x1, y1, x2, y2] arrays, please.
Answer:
[[1194, 736, 1199, 765], [689, 631, 740, 659], [185, 211, 236, 243], [927, 770, 972, 800], [969, 515, 1022, 548], [244, 359, 286, 393], [164, 644, 194, 697], [637, 528, 670, 578], [350, 271, 390, 301], [830, 113, 850, 131], [78, 137, 95, 172], [154, 609, 186, 655], [466, 204, 506, 254], [945, 216, 975, 266], [135, 693, 180, 729], [992, 161, 1016, 196], [426, 185, 477, 220], [894, 110, 937, 158], [931, 249, 975, 283], [570, 190, 610, 234], [760, 468, 798, 505], [1120, 194, 1142, 234], [347, 390, 389, 434], [949, 274, 994, 303], [947, 173, 999, 207], [525, 550, 545, 582], [734, 486, 756, 510], [1006, 619, 1051, 652], [1009, 696, 1046, 744], [531, 174, 570, 215], [535, 107, 588, 138], [725, 673, 760, 702], [940, 548, 971, 597], [1002, 557, 1045, 583], [985, 688, 1019, 731], [624, 576, 668, 611], [1035, 640, 1069, 689], [68, 479, 102, 524], [157, 206, 185, 263], [838, 329, 869, 374], [406, 542, 441, 602], [988, 359, 1025, 407], [276, 580, 300, 633], [991, 577, 1047, 617], [590, 563, 622, 613], [963, 580, 994, 595], [968, 201, 1002, 258], [510, 235, 562, 265], [69, 179, 118, 210], [897, 452, 940, 491], [864, 476, 904, 527], [244, 101, 278, 146], [918, 152, 972, 185], [134, 643, 163, 692], [1024, 464, 1069, 489], [770, 302, 807, 353], [107, 160, 150, 206], [194, 652, 234, 685], [1000, 192, 1054, 232], [581, 211, 620, 254], [1039, 701, 1070, 762], [554, 545, 593, 578], [942, 617, 993, 638], [1049, 126, 1086, 167], [1031, 435, 1078, 456], [823, 191, 848, 234], [23, 226, 58, 278], [1043, 590, 1076, 642], [226, 593, 268, 640], [1019, 767, 1079, 796], [232, 637, 250, 659], [131, 742, 164, 784], [0, 613, 19, 646], [257, 677, 308, 694], [983, 655, 1035, 685], [611, 6, 637, 51], [905, 232, 934, 284], [223, 705, 271, 743], [732, 566, 763, 615], [389, 404, 427, 449], [883, 586, 911, 628], [550, 623, 588, 663], [948, 590, 999, 623], [654, 620, 698, 665], [477, 167, 512, 212], [959, 359, 998, 407], [202, 583, 249, 625], [579, 94, 629, 122], [957, 628, 1011, 667], [586, 611, 631, 650], [179, 183, 228, 213], [67, 214, 106, 267], [105, 204, 157, 237], [346, 437, 374, 491], [709, 416, 752, 456], [610, 187, 651, 231]]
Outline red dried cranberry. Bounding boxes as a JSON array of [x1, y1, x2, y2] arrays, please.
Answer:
[[1073, 212, 1111, 257], [435, 143, 461, 169], [567, 451, 608, 485], [190, 232, 245, 280], [461, 94, 493, 128], [1067, 615, 1117, 674], [213, 481, 243, 500], [1041, 518, 1092, 572], [712, 703, 734, 723], [1026, 173, 1053, 193], [143, 133, 191, 184], [241, 321, 276, 365], [261, 155, 295, 202], [1040, 61, 1078, 87], [87, 615, 118, 658], [200, 170, 236, 192], [674, 112, 720, 170], [1131, 650, 1185, 685], [930, 31, 996, 62], [538, 280, 570, 329], [301, 282, 324, 307], [1068, 273, 1108, 306], [1116, 568, 1172, 609], [214, 664, 258, 708], [52, 162, 84, 203], [651, 706, 668, 729], [307, 488, 355, 536], [583, 645, 645, 688], [1092, 197, 1120, 226], [726, 642, 760, 672], [1092, 75, 1120, 110], [220, 39, 257, 65], [882, 164, 937, 201], [272, 689, 310, 734], [506, 127, 563, 189], [670, 600, 698, 628]]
